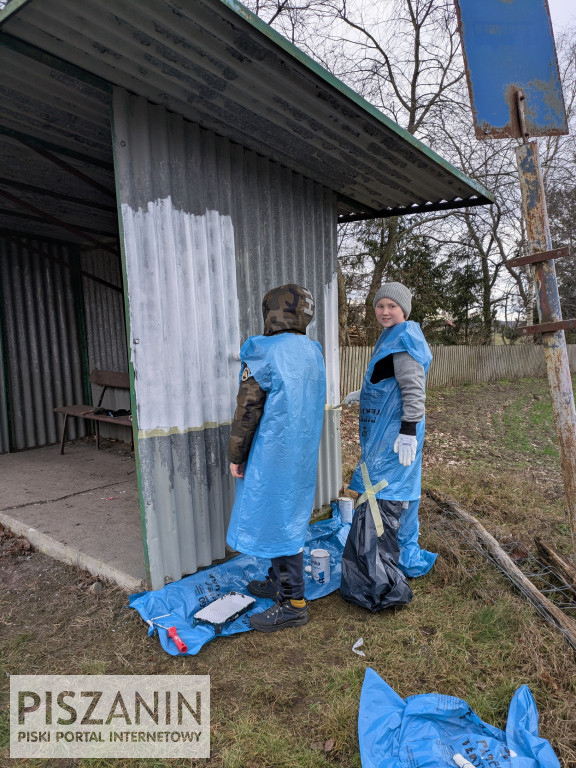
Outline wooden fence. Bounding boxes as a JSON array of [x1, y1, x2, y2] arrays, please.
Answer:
[[339, 344, 576, 398]]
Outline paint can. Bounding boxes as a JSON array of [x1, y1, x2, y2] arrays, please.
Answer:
[[310, 548, 330, 585], [338, 496, 354, 524], [453, 755, 476, 768]]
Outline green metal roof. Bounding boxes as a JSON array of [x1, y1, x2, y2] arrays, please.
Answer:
[[0, 0, 493, 240]]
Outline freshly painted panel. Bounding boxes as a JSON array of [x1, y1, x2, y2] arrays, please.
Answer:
[[114, 90, 341, 587], [315, 408, 341, 511], [121, 204, 241, 433], [322, 272, 340, 406]]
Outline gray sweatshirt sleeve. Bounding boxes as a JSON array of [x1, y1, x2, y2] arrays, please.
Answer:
[[393, 351, 426, 423]]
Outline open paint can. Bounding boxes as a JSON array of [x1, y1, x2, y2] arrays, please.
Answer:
[[338, 496, 354, 524], [310, 548, 330, 585]]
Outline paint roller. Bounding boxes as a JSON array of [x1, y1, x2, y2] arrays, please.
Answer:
[[147, 614, 188, 653], [193, 591, 255, 635]]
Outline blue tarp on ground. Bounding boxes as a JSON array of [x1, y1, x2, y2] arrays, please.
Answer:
[[129, 512, 349, 655], [358, 668, 560, 768]]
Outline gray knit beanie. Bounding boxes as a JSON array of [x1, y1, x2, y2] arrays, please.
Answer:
[[372, 282, 412, 319]]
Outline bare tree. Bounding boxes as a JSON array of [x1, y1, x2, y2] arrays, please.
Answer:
[[244, 0, 470, 342], [244, 0, 576, 344], [311, 0, 475, 343]]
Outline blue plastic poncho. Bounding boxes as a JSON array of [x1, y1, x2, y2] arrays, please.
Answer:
[[349, 321, 432, 502], [226, 333, 326, 559], [349, 321, 435, 577], [358, 668, 560, 768], [397, 498, 437, 577]]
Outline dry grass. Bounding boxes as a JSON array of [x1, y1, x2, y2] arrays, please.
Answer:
[[1, 377, 576, 767]]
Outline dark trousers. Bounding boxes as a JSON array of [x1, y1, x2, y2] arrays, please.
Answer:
[[269, 551, 305, 601]]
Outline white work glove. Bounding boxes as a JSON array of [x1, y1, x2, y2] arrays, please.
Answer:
[[343, 390, 361, 405], [393, 434, 418, 466]]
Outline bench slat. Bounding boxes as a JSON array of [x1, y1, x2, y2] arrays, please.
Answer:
[[84, 411, 132, 427], [90, 369, 130, 389], [54, 404, 94, 416], [54, 406, 131, 427]]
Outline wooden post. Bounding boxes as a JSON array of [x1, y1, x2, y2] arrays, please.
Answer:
[[515, 139, 576, 551], [428, 489, 576, 650]]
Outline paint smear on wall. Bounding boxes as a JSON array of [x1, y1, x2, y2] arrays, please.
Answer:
[[324, 271, 340, 406]]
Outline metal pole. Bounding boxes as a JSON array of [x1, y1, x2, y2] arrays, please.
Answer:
[[515, 139, 576, 548]]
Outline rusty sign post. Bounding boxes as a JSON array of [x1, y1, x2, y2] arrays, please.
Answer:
[[455, 0, 576, 547], [514, 137, 576, 544]]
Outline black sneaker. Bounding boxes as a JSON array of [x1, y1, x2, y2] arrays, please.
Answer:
[[247, 577, 280, 599], [249, 600, 309, 633]]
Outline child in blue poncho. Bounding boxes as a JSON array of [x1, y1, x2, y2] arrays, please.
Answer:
[[344, 282, 437, 582], [227, 284, 326, 633]]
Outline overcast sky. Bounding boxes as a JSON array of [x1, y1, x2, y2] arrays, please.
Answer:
[[547, 0, 576, 33]]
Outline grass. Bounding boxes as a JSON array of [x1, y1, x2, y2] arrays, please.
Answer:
[[1, 377, 576, 767], [499, 396, 559, 460]]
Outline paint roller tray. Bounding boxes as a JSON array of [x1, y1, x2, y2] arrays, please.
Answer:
[[193, 591, 255, 634]]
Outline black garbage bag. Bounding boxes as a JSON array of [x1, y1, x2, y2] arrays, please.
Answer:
[[340, 498, 413, 612]]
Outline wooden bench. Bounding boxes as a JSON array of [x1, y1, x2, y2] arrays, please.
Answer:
[[54, 369, 134, 455]]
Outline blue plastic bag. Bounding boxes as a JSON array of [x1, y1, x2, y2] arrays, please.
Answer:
[[130, 513, 349, 655], [358, 668, 560, 768]]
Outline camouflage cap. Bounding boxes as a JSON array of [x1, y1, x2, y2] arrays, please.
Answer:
[[262, 283, 315, 336]]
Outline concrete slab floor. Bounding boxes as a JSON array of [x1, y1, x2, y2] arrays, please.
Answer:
[[0, 439, 146, 590]]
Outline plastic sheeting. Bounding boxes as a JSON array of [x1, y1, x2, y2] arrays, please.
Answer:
[[130, 513, 349, 655], [340, 499, 413, 612], [358, 668, 560, 768]]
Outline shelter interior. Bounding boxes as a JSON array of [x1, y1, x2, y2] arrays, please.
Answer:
[[0, 59, 144, 582]]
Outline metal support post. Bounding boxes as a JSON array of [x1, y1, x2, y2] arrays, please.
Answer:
[[515, 139, 576, 548]]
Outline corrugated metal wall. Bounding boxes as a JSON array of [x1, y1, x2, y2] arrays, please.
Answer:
[[0, 298, 9, 453], [82, 250, 128, 374], [0, 237, 132, 453], [0, 236, 86, 451], [113, 89, 341, 589], [82, 249, 131, 442], [340, 344, 576, 396]]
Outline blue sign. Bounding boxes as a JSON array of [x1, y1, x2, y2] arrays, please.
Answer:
[[455, 0, 568, 138]]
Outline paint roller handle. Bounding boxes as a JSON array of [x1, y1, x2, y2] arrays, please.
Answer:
[[155, 623, 188, 653], [167, 626, 188, 653]]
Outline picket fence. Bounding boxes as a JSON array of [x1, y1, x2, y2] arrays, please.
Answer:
[[339, 344, 576, 398]]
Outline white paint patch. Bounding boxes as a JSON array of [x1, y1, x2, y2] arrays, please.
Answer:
[[122, 201, 241, 432], [323, 272, 340, 405]]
